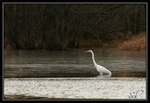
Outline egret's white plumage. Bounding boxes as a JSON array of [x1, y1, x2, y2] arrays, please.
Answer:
[[84, 50, 112, 77]]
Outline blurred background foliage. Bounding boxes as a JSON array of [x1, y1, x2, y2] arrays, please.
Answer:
[[4, 4, 146, 50]]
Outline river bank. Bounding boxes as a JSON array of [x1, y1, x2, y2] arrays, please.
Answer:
[[4, 32, 146, 51]]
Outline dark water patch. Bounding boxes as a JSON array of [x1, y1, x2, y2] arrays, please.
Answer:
[[4, 95, 49, 99], [112, 71, 146, 77], [4, 66, 98, 78]]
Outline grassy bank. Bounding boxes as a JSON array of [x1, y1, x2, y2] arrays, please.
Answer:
[[4, 32, 146, 51], [118, 32, 146, 51]]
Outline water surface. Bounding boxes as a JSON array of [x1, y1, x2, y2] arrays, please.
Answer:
[[4, 48, 146, 78]]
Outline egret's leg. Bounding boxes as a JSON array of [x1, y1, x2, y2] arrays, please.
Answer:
[[100, 72, 103, 76]]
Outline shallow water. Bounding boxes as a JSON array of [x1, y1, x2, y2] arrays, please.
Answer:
[[4, 48, 146, 78]]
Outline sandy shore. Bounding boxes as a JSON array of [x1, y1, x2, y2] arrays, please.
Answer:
[[4, 77, 146, 100]]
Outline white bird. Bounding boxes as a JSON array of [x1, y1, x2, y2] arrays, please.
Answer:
[[84, 50, 112, 77]]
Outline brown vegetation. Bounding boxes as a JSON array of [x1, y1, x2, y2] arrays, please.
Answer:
[[118, 32, 146, 51]]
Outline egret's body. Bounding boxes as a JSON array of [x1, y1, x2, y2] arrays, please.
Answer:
[[84, 50, 112, 77]]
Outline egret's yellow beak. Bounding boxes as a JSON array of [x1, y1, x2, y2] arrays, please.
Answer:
[[84, 51, 89, 53]]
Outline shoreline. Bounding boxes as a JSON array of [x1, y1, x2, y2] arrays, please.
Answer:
[[4, 77, 146, 99]]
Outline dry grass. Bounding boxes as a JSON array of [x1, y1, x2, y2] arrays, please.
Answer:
[[118, 32, 146, 51]]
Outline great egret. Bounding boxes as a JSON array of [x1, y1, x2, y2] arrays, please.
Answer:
[[84, 50, 112, 77]]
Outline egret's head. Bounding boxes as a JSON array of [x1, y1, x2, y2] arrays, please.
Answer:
[[84, 50, 92, 53]]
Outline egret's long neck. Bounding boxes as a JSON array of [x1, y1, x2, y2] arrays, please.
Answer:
[[90, 51, 97, 67]]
